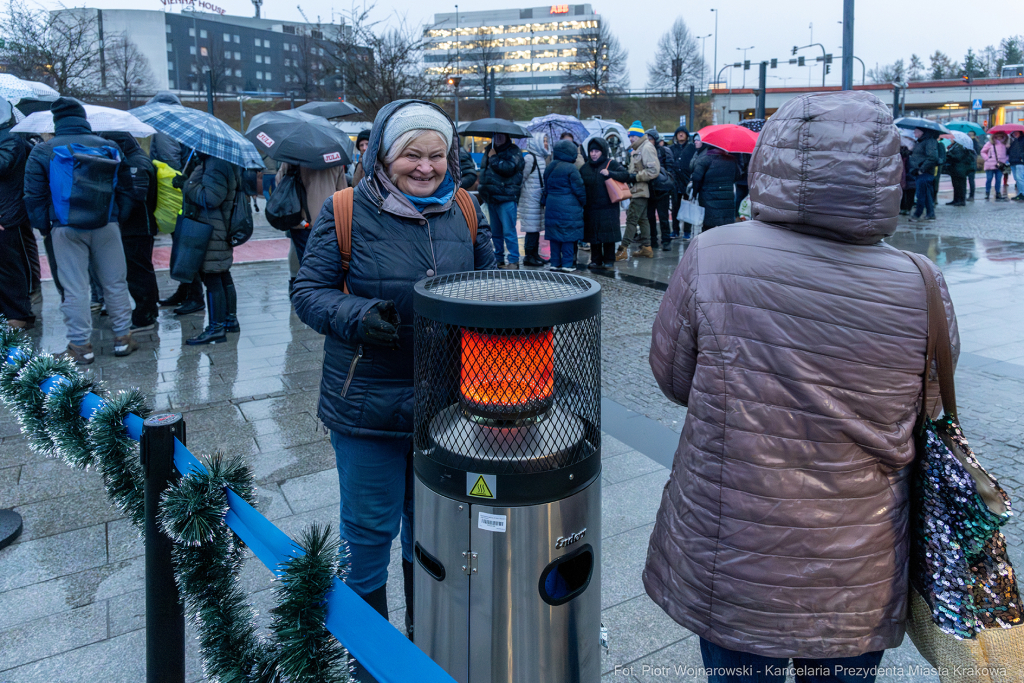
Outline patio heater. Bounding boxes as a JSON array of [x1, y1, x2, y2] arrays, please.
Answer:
[[412, 270, 602, 683]]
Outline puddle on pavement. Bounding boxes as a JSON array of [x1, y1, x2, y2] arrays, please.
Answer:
[[885, 231, 1024, 276]]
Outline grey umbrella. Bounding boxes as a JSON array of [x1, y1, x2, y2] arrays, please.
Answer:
[[461, 118, 530, 138], [245, 109, 353, 169], [296, 100, 363, 119], [894, 117, 950, 134]]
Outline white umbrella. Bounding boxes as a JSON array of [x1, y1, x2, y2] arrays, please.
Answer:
[[21, 80, 59, 100], [0, 74, 36, 103], [12, 104, 156, 136]]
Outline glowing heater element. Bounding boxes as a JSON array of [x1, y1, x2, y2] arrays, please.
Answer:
[[459, 328, 554, 417]]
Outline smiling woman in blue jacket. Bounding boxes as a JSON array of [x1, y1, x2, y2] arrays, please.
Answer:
[[290, 101, 494, 654], [541, 139, 587, 272]]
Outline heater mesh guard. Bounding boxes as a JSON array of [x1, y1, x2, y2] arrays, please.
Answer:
[[413, 271, 601, 480]]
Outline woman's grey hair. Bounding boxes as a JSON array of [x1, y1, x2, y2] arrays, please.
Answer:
[[383, 129, 448, 185]]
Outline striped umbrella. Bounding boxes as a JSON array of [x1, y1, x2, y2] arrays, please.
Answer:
[[128, 102, 264, 169], [0, 74, 37, 103]]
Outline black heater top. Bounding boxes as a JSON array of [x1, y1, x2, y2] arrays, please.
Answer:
[[413, 270, 602, 507]]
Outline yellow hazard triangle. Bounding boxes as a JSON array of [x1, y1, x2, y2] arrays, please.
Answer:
[[469, 475, 494, 498]]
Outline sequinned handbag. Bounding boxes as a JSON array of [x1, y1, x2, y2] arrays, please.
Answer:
[[904, 252, 1024, 683]]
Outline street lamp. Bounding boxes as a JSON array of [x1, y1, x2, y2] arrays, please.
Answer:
[[183, 6, 200, 93], [736, 45, 754, 88], [698, 33, 712, 91], [710, 9, 718, 89], [447, 75, 461, 127]]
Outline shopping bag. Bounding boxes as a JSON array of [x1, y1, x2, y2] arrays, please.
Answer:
[[676, 198, 704, 231], [169, 215, 212, 283], [152, 160, 183, 234]]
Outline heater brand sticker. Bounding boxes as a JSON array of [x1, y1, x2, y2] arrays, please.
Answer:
[[467, 473, 496, 499], [478, 512, 506, 533]]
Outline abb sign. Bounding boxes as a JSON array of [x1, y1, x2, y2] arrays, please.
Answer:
[[550, 5, 569, 14]]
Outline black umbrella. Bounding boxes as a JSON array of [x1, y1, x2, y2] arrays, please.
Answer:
[[461, 118, 530, 138], [13, 97, 56, 117], [894, 117, 950, 134], [245, 110, 353, 169], [296, 100, 363, 119]]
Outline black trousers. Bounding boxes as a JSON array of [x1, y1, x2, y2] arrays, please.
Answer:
[[647, 193, 671, 246], [967, 172, 976, 198], [590, 242, 617, 265], [21, 223, 40, 292], [524, 231, 541, 255], [122, 235, 159, 325], [290, 227, 310, 263], [900, 187, 916, 212], [0, 220, 34, 323], [201, 270, 236, 325], [950, 173, 967, 204]]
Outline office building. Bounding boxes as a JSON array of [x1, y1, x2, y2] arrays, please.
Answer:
[[424, 5, 600, 97]]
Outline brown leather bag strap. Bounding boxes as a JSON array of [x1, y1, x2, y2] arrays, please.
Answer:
[[453, 187, 478, 245], [906, 251, 957, 422], [332, 187, 354, 294]]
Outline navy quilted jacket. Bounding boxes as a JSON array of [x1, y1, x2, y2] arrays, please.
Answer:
[[291, 100, 496, 438], [541, 140, 587, 242]]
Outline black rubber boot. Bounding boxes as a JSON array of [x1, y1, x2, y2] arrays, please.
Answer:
[[403, 559, 414, 640], [351, 585, 388, 682], [159, 283, 189, 307]]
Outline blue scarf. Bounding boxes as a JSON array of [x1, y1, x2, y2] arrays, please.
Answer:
[[402, 173, 455, 212]]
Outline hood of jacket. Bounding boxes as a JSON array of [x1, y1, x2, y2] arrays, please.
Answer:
[[585, 135, 610, 165], [525, 133, 547, 158], [674, 125, 690, 141], [147, 91, 183, 106], [101, 131, 143, 158], [360, 99, 461, 219], [552, 139, 579, 163], [749, 91, 902, 246]]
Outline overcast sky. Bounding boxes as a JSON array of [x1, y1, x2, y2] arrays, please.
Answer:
[[79, 0, 1015, 88]]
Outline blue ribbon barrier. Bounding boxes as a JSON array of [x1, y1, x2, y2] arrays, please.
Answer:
[[13, 361, 456, 683]]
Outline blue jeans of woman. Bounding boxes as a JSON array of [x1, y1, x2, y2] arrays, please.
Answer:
[[913, 174, 934, 218], [330, 431, 414, 597], [488, 201, 520, 264], [699, 638, 885, 683], [547, 239, 576, 269], [985, 169, 1003, 196]]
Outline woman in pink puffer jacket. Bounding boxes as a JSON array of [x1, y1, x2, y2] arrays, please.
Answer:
[[981, 132, 1009, 200]]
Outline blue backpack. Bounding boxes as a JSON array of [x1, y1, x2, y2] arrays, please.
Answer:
[[49, 144, 121, 229]]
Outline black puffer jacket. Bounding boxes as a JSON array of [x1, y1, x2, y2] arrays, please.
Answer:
[[147, 92, 191, 171], [181, 154, 238, 274], [1008, 134, 1024, 166], [459, 148, 478, 189], [908, 134, 939, 178], [103, 132, 157, 237], [23, 116, 134, 234], [478, 139, 524, 204], [580, 137, 629, 244], [668, 127, 696, 191], [291, 100, 496, 438], [0, 126, 31, 227], [691, 147, 739, 229]]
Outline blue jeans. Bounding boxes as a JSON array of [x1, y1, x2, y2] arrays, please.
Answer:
[[1012, 164, 1024, 196], [913, 174, 934, 218], [985, 168, 1003, 196], [262, 174, 277, 201], [488, 201, 520, 264], [700, 638, 885, 683], [330, 431, 414, 596], [548, 239, 576, 269]]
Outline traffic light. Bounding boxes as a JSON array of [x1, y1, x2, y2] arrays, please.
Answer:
[[961, 74, 970, 83], [826, 64, 831, 74], [744, 60, 750, 70], [792, 46, 798, 56], [770, 58, 777, 69], [825, 53, 833, 64], [798, 56, 805, 67]]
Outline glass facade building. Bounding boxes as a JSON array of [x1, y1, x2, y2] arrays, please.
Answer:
[[424, 5, 600, 97]]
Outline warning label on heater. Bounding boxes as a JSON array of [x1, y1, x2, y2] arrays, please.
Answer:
[[467, 473, 496, 499], [478, 512, 506, 533]]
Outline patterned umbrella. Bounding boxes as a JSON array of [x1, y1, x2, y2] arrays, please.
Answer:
[[12, 104, 156, 136], [129, 102, 264, 169], [0, 74, 37, 103], [738, 118, 766, 132], [940, 131, 974, 149], [22, 80, 58, 99], [521, 113, 590, 148]]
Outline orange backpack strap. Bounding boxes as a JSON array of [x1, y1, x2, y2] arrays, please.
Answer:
[[453, 187, 478, 245], [332, 187, 354, 294]]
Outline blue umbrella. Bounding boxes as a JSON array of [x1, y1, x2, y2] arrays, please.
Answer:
[[129, 102, 264, 169], [521, 113, 590, 149]]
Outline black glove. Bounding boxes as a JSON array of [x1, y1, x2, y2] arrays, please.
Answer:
[[628, 173, 638, 183], [358, 301, 400, 347], [171, 174, 186, 189]]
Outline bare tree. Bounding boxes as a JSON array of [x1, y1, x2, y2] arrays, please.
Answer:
[[0, 1, 100, 96], [460, 27, 508, 96], [328, 3, 447, 116], [565, 21, 628, 95], [646, 18, 705, 95], [104, 32, 155, 103], [867, 59, 905, 84], [283, 26, 332, 99]]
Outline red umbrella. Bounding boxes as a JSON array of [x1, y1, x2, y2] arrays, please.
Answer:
[[695, 124, 759, 154], [986, 123, 1024, 135]]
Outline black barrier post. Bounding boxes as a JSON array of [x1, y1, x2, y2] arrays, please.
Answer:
[[141, 413, 186, 683]]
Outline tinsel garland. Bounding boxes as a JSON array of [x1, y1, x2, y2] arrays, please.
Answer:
[[0, 318, 350, 682]]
